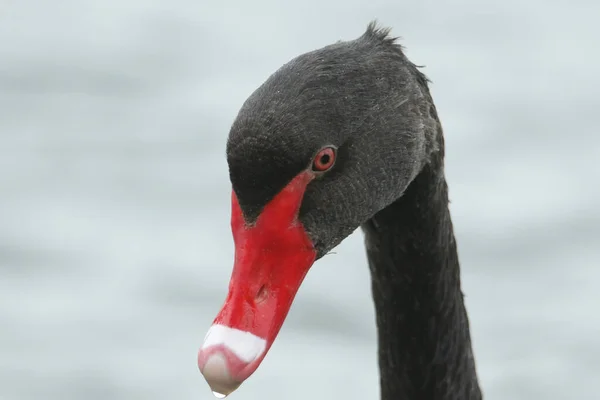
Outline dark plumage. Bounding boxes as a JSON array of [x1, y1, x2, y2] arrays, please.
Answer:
[[225, 21, 483, 399]]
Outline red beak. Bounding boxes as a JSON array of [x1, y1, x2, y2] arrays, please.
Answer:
[[198, 171, 316, 396]]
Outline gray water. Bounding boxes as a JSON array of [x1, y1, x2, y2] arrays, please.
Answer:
[[1, 1, 599, 399]]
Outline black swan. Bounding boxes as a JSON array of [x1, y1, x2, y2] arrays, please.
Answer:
[[197, 22, 483, 400]]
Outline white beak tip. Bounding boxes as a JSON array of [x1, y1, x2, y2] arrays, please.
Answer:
[[200, 352, 242, 397]]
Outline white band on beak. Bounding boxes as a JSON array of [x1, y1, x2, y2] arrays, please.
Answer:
[[202, 324, 267, 363]]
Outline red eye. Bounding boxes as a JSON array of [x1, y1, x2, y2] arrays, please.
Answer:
[[312, 147, 336, 172]]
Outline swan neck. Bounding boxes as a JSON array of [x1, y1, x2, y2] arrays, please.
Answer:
[[362, 164, 482, 400]]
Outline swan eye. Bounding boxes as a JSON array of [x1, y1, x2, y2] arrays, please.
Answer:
[[311, 147, 336, 172]]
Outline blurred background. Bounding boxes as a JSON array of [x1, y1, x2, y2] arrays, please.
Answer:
[[1, 0, 599, 399]]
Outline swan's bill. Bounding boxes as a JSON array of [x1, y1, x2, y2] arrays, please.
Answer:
[[199, 172, 317, 395]]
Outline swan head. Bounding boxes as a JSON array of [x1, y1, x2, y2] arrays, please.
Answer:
[[198, 22, 438, 396]]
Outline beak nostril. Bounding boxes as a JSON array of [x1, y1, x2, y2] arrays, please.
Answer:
[[255, 285, 268, 303]]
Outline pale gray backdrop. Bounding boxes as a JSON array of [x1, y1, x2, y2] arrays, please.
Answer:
[[1, 0, 599, 399]]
